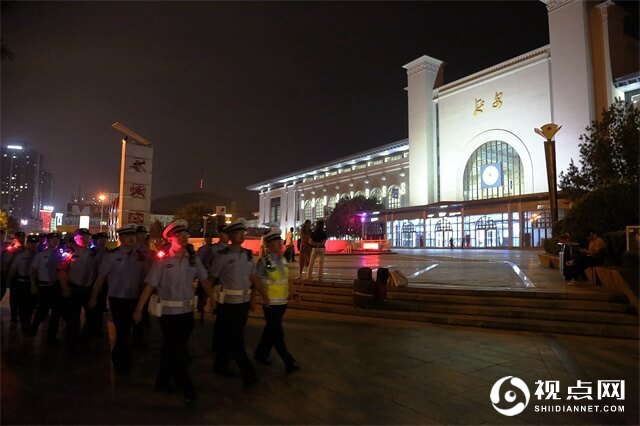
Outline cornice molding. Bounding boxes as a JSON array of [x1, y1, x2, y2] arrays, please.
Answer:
[[594, 0, 614, 21], [403, 55, 443, 77], [543, 0, 575, 13]]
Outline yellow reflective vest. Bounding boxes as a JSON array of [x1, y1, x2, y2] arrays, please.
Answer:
[[262, 256, 289, 305]]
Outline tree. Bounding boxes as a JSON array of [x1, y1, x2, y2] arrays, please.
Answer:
[[557, 100, 640, 241], [559, 99, 639, 200], [325, 196, 383, 239], [173, 203, 214, 237], [0, 209, 19, 236]]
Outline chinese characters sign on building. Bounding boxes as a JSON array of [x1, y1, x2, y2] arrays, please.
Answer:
[[474, 91, 504, 116]]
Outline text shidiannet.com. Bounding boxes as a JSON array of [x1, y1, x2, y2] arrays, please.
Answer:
[[535, 405, 625, 413]]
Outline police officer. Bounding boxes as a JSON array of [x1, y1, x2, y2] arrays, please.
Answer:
[[30, 232, 63, 342], [133, 220, 212, 403], [7, 234, 38, 331], [58, 228, 99, 353], [210, 225, 229, 350], [2, 231, 26, 319], [251, 228, 300, 374], [195, 232, 215, 323], [88, 232, 110, 337], [135, 225, 153, 332], [90, 224, 148, 375], [209, 218, 267, 388]]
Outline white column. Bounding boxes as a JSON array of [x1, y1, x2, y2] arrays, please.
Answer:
[[545, 0, 595, 182], [403, 55, 443, 206]]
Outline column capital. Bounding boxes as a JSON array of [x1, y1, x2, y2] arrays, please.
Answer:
[[403, 55, 443, 77], [541, 0, 576, 13]]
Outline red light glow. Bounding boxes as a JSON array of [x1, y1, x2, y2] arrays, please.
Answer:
[[362, 242, 379, 250]]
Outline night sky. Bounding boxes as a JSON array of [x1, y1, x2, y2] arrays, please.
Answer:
[[2, 1, 549, 213]]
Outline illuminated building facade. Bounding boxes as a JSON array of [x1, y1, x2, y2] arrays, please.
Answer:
[[248, 0, 639, 248], [1, 144, 46, 223]]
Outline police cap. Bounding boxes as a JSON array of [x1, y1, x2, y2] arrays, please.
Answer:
[[26, 234, 39, 243], [14, 231, 25, 238], [117, 224, 138, 236], [224, 217, 247, 233], [263, 227, 283, 243], [74, 228, 91, 236], [163, 219, 189, 239], [217, 225, 227, 234], [204, 232, 214, 238], [46, 232, 61, 239], [136, 225, 147, 234], [92, 232, 108, 240]]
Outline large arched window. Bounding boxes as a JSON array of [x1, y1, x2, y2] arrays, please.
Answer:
[[369, 188, 383, 203], [303, 200, 313, 220], [463, 141, 524, 201], [328, 196, 338, 208], [387, 185, 401, 209], [315, 198, 325, 219], [354, 191, 365, 198]]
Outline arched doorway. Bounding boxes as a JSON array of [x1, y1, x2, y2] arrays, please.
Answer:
[[475, 216, 498, 248], [434, 219, 453, 248]]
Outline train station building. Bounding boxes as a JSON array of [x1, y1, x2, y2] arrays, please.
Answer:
[[248, 0, 639, 248]]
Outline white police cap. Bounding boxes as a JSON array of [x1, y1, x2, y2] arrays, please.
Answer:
[[263, 227, 283, 243], [163, 219, 189, 239], [224, 217, 247, 233], [116, 223, 138, 236]]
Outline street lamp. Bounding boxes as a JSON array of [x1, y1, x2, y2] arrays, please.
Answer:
[[534, 123, 562, 227], [98, 193, 107, 232]]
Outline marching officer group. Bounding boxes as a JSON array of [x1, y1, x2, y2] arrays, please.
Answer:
[[1, 217, 300, 404]]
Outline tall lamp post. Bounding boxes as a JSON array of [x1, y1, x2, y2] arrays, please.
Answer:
[[534, 124, 562, 228], [98, 193, 107, 232]]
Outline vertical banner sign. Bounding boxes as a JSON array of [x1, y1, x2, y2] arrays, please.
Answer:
[[113, 123, 153, 232]]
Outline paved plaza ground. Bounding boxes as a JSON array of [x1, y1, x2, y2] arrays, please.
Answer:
[[1, 249, 638, 425]]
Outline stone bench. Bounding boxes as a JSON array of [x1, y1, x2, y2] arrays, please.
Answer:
[[538, 253, 560, 269], [586, 266, 639, 311]]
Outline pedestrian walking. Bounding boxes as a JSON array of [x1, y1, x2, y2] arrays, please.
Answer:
[[90, 224, 148, 375], [87, 232, 110, 337], [252, 228, 300, 374], [298, 220, 312, 278], [133, 219, 212, 403], [307, 220, 327, 281], [284, 227, 295, 262], [209, 217, 267, 388], [30, 232, 63, 342]]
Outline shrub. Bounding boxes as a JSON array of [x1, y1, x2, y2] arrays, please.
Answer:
[[543, 237, 561, 255]]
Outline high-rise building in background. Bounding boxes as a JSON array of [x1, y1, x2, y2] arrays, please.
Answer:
[[39, 170, 55, 209], [1, 144, 54, 224]]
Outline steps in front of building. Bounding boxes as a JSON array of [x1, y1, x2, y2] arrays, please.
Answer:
[[291, 280, 639, 339]]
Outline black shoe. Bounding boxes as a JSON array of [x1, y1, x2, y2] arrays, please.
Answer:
[[254, 356, 272, 366], [286, 363, 300, 374], [213, 367, 237, 377]]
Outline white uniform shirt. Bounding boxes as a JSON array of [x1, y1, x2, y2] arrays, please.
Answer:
[[32, 249, 60, 282], [209, 247, 254, 304], [145, 248, 208, 315], [100, 248, 148, 299], [62, 248, 98, 287]]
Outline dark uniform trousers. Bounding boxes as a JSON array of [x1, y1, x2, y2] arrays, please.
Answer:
[[255, 304, 295, 367], [214, 302, 256, 382], [87, 281, 108, 337], [108, 297, 141, 373], [63, 284, 93, 351], [157, 312, 195, 398], [211, 302, 222, 350], [31, 281, 62, 340], [14, 277, 35, 328]]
